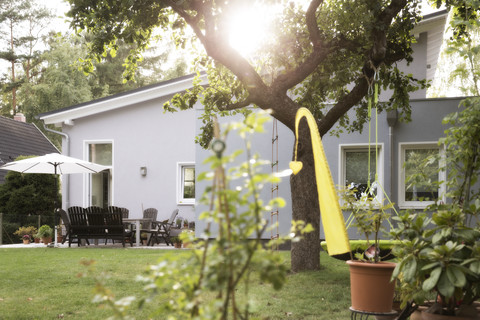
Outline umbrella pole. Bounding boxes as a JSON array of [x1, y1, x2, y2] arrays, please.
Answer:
[[54, 165, 58, 247]]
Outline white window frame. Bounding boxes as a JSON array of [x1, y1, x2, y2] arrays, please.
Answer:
[[83, 140, 114, 207], [339, 143, 384, 205], [398, 142, 446, 209], [177, 162, 195, 205]]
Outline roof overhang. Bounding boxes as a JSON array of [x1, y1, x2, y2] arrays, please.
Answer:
[[413, 9, 448, 36], [39, 73, 207, 127]]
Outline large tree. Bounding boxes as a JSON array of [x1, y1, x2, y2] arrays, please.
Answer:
[[19, 31, 188, 146], [66, 0, 476, 272], [0, 0, 52, 116]]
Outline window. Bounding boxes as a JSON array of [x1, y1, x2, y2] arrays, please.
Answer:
[[340, 144, 383, 202], [399, 143, 445, 208], [177, 163, 195, 205], [87, 142, 112, 208]]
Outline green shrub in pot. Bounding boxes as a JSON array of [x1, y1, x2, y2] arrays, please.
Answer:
[[37, 224, 53, 239], [390, 203, 480, 317]]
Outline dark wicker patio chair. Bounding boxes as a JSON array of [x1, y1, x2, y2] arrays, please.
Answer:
[[58, 209, 75, 245], [67, 207, 90, 247], [147, 209, 179, 246], [137, 208, 158, 244], [107, 206, 133, 245]]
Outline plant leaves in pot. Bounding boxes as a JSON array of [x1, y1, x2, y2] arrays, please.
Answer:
[[391, 205, 480, 319], [342, 187, 397, 314]]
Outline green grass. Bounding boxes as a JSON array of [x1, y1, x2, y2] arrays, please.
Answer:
[[0, 248, 351, 319]]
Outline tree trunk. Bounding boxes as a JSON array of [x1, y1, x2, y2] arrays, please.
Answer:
[[290, 120, 321, 272]]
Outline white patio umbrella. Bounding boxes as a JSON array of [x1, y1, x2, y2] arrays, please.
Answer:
[[0, 153, 109, 246]]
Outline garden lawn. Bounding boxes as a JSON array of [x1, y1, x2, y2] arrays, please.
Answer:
[[0, 248, 351, 319]]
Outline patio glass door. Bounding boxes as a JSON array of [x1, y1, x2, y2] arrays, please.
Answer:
[[88, 143, 112, 208]]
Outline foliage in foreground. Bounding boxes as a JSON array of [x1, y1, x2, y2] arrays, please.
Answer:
[[88, 112, 311, 319]]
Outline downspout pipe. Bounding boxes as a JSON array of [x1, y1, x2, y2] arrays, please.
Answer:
[[43, 123, 71, 209], [386, 109, 398, 205]]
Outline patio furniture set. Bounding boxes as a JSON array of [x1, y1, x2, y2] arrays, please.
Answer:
[[59, 206, 179, 247]]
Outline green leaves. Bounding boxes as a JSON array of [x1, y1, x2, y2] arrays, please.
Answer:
[[422, 266, 441, 291], [391, 202, 480, 313], [134, 110, 297, 319]]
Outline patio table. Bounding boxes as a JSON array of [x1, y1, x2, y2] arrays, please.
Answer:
[[124, 218, 152, 247]]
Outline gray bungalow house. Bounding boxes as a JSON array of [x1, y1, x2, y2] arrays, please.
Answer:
[[38, 75, 203, 223], [37, 10, 464, 239]]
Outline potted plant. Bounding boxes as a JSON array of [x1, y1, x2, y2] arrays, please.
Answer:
[[341, 187, 398, 314], [22, 234, 31, 244], [391, 100, 480, 319], [181, 229, 194, 248], [391, 205, 480, 319], [13, 226, 37, 244], [37, 225, 53, 245], [56, 225, 63, 243], [183, 219, 189, 229], [175, 217, 183, 229], [140, 232, 148, 245], [171, 236, 182, 248]]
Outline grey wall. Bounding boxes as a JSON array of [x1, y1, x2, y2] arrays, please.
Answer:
[[194, 109, 295, 239], [194, 97, 464, 240]]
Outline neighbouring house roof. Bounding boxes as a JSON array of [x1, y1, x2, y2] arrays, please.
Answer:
[[0, 115, 59, 184], [38, 73, 207, 127]]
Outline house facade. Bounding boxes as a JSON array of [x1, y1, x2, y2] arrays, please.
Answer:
[[38, 75, 203, 223], [38, 10, 463, 239]]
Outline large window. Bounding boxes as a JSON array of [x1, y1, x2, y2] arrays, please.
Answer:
[[399, 143, 445, 208], [340, 144, 383, 202], [87, 142, 112, 208], [177, 163, 195, 205]]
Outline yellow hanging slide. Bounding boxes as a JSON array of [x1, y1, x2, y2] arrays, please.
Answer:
[[289, 108, 350, 256]]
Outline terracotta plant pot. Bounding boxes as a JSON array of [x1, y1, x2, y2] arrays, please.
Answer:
[[34, 238, 40, 243], [347, 260, 397, 313], [23, 239, 30, 245], [42, 237, 52, 245], [174, 242, 182, 248], [409, 306, 429, 320]]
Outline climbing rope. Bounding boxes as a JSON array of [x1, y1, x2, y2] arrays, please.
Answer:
[[271, 119, 279, 249], [345, 66, 399, 231]]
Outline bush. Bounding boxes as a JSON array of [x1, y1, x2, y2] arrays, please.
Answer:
[[13, 226, 37, 241], [0, 155, 59, 217]]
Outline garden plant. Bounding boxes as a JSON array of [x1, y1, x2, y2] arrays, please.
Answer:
[[391, 97, 480, 317]]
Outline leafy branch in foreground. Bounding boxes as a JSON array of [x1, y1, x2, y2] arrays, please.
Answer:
[[88, 111, 311, 319]]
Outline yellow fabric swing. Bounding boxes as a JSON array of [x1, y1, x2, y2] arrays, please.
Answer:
[[289, 108, 351, 256]]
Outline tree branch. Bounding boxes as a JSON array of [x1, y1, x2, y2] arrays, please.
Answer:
[[306, 0, 323, 45], [318, 77, 369, 136], [370, 0, 408, 64], [272, 0, 329, 92], [169, 2, 206, 44], [219, 97, 253, 111]]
